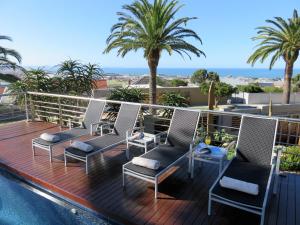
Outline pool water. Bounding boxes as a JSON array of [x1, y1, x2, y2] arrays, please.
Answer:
[[0, 170, 108, 225]]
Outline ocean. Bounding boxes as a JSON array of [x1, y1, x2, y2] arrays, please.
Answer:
[[103, 67, 300, 79]]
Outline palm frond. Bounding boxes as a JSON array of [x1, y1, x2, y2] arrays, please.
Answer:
[[248, 10, 300, 68]]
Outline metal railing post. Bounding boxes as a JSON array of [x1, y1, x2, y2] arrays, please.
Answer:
[[24, 93, 29, 122], [58, 97, 62, 127], [29, 94, 36, 121]]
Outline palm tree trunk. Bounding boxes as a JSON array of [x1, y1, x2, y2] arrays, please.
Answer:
[[147, 50, 160, 105], [282, 62, 293, 104]]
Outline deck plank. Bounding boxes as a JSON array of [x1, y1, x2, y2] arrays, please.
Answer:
[[0, 121, 298, 225]]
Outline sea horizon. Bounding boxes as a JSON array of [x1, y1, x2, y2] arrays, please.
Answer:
[[23, 66, 300, 79], [103, 67, 300, 79]]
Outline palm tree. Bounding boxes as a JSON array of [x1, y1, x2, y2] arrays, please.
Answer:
[[0, 35, 22, 69], [57, 59, 83, 94], [248, 10, 300, 104], [83, 63, 104, 80], [57, 60, 99, 95], [104, 0, 205, 105]]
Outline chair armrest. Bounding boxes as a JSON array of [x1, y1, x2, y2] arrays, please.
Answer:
[[152, 131, 169, 145], [275, 148, 283, 175], [100, 122, 115, 136]]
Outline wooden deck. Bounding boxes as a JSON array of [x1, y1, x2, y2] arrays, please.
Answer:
[[0, 121, 299, 225]]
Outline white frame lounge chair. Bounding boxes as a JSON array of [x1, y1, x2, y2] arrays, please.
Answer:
[[208, 116, 279, 225], [64, 103, 141, 174], [123, 109, 201, 199], [32, 99, 106, 162]]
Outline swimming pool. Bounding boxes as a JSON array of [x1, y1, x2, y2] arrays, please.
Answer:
[[0, 169, 110, 225]]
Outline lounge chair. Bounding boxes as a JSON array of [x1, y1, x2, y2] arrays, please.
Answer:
[[208, 116, 278, 225], [123, 109, 201, 199], [64, 103, 141, 174], [32, 99, 106, 162]]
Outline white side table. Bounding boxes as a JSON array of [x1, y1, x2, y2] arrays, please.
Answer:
[[126, 133, 159, 156], [191, 145, 227, 178]]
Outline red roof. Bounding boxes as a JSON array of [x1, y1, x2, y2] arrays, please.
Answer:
[[0, 87, 5, 95], [94, 80, 108, 89]]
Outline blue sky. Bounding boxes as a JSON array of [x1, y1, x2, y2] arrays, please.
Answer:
[[1, 0, 299, 69]]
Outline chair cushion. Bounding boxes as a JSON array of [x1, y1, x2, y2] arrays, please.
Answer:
[[33, 127, 88, 146], [124, 144, 189, 178], [211, 158, 272, 208], [65, 134, 124, 158]]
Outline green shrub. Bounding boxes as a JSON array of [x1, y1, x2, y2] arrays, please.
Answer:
[[262, 86, 283, 93], [108, 87, 144, 103], [159, 92, 189, 118], [280, 146, 300, 171], [200, 82, 236, 106], [171, 79, 188, 87], [237, 84, 264, 93], [213, 129, 236, 144], [157, 77, 172, 87], [191, 69, 220, 84]]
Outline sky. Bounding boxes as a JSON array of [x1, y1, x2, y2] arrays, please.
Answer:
[[1, 0, 300, 69]]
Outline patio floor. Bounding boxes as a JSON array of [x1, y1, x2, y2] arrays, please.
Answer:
[[0, 120, 299, 225]]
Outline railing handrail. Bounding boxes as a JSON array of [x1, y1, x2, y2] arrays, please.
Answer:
[[0, 92, 25, 97], [26, 91, 300, 123]]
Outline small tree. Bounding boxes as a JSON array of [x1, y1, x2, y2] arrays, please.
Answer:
[[108, 87, 145, 103], [237, 84, 264, 93], [191, 69, 220, 84], [57, 59, 103, 96], [171, 79, 188, 87], [292, 74, 300, 91], [200, 82, 236, 107], [159, 91, 189, 117], [292, 74, 300, 84], [10, 68, 51, 92], [263, 86, 283, 93]]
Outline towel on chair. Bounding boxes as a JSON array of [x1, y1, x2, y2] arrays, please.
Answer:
[[220, 176, 259, 195], [70, 141, 93, 152], [128, 132, 145, 141], [40, 133, 60, 142], [132, 157, 160, 170]]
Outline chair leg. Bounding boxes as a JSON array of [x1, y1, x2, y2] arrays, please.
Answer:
[[273, 174, 279, 195], [64, 153, 67, 167], [32, 144, 35, 156], [154, 177, 158, 199], [260, 209, 265, 225], [85, 158, 89, 174], [219, 159, 223, 175], [49, 147, 52, 162], [188, 151, 192, 174], [208, 194, 212, 216], [126, 142, 130, 160], [191, 157, 195, 179], [122, 170, 126, 187]]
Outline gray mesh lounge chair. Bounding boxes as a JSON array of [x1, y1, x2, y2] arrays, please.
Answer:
[[64, 103, 141, 174], [123, 109, 201, 199], [208, 116, 278, 225], [32, 100, 106, 162]]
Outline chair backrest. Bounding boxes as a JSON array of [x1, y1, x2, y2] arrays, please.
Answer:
[[113, 103, 141, 137], [236, 116, 278, 166], [82, 100, 106, 128], [166, 109, 200, 149]]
